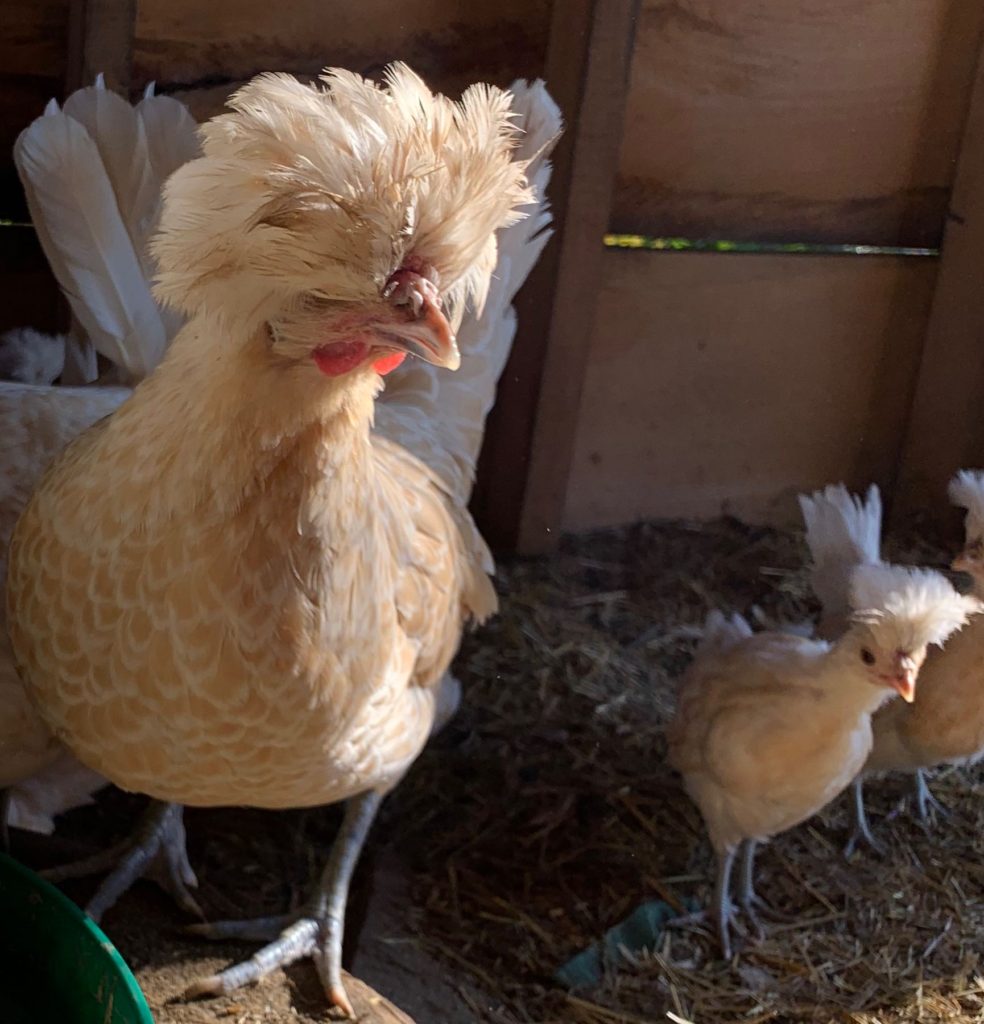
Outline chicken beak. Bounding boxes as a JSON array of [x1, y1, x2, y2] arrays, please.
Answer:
[[889, 653, 917, 703], [380, 294, 459, 370], [891, 672, 916, 703]]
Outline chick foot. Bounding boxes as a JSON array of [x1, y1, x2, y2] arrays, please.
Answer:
[[184, 789, 382, 1019], [41, 800, 200, 921], [736, 839, 793, 934], [912, 770, 948, 825], [843, 778, 886, 859]]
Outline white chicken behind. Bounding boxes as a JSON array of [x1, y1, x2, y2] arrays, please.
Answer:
[[0, 79, 199, 837], [668, 563, 979, 958]]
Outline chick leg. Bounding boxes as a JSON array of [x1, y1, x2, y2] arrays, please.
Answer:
[[41, 800, 200, 920], [736, 840, 764, 937], [912, 770, 948, 824], [185, 789, 382, 1018], [713, 846, 737, 960], [843, 777, 885, 858], [737, 839, 793, 927]]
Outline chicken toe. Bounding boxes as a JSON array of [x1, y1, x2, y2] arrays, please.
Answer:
[[843, 778, 886, 858], [42, 800, 200, 920], [912, 770, 948, 824], [185, 790, 382, 1018]]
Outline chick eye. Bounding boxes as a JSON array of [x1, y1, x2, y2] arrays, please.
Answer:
[[860, 648, 876, 665]]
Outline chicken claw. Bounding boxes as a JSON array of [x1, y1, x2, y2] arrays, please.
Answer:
[[184, 790, 382, 1019], [843, 778, 886, 859], [912, 769, 948, 824], [42, 800, 201, 921]]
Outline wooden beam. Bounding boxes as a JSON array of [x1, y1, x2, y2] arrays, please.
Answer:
[[893, 34, 984, 526], [472, 0, 640, 553], [66, 0, 137, 95]]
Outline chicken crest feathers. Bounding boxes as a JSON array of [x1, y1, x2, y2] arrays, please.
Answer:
[[152, 63, 535, 324], [848, 564, 981, 651], [949, 469, 984, 541], [374, 77, 562, 506]]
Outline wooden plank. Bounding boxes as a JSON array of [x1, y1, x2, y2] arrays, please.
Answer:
[[562, 250, 937, 532], [65, 0, 137, 94], [893, 42, 984, 528], [133, 0, 551, 110], [613, 0, 984, 246], [0, 0, 70, 77], [472, 0, 640, 553], [0, 231, 66, 336]]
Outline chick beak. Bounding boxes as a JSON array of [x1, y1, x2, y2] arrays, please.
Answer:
[[890, 654, 917, 703], [380, 274, 459, 370]]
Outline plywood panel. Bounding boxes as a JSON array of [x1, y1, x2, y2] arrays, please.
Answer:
[[894, 40, 984, 526], [1, 0, 69, 77], [614, 0, 984, 246], [134, 0, 551, 120], [563, 250, 937, 532]]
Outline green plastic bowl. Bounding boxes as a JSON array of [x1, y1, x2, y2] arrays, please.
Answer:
[[0, 852, 154, 1023]]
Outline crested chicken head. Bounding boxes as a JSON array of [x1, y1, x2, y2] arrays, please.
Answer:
[[848, 564, 983, 703], [151, 63, 535, 379]]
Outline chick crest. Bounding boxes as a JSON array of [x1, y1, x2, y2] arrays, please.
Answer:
[[849, 564, 983, 654], [151, 64, 536, 329]]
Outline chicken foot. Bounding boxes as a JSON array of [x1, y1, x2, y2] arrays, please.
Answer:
[[912, 769, 948, 824], [843, 777, 886, 858], [185, 789, 382, 1018], [736, 839, 793, 931], [41, 800, 201, 921]]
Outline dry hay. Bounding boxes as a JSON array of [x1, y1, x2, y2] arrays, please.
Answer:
[[388, 514, 984, 1024]]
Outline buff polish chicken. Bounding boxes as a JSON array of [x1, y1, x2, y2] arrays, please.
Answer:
[[6, 65, 560, 1015], [826, 472, 984, 851], [0, 77, 199, 873], [667, 564, 978, 959]]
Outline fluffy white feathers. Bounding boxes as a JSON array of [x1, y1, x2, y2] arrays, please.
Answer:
[[849, 563, 981, 653], [374, 78, 561, 505], [14, 75, 200, 383], [949, 470, 984, 542], [800, 483, 882, 635], [152, 64, 535, 330]]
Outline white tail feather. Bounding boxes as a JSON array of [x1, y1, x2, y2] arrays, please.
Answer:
[[15, 106, 165, 379], [13, 79, 200, 383], [799, 483, 882, 637], [373, 79, 562, 506]]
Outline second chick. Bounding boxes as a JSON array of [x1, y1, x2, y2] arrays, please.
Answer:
[[668, 563, 979, 959]]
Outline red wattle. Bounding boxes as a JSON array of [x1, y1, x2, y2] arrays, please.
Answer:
[[373, 351, 407, 376], [313, 341, 369, 377]]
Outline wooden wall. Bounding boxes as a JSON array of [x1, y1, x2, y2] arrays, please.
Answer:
[[132, 0, 551, 115], [563, 251, 937, 531], [612, 0, 984, 247], [3, 0, 984, 547], [0, 0, 70, 336], [560, 0, 984, 537]]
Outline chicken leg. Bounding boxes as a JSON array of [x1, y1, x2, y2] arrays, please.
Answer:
[[185, 789, 383, 1018], [843, 778, 886, 858], [736, 839, 793, 927], [712, 846, 737, 960], [41, 800, 201, 921], [913, 769, 948, 823]]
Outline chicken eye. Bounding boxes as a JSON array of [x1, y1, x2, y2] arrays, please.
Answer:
[[860, 648, 876, 665]]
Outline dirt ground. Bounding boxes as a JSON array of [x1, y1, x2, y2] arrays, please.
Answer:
[[13, 514, 984, 1024]]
